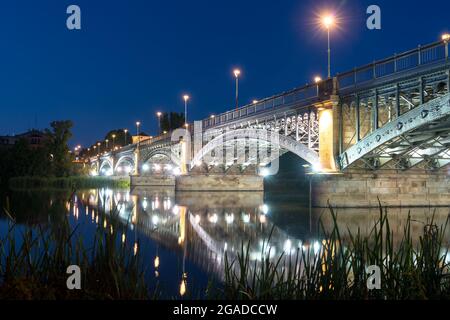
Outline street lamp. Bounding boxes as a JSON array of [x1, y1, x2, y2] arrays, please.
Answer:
[[314, 76, 322, 83], [97, 142, 101, 154], [233, 69, 241, 111], [124, 129, 128, 145], [321, 14, 335, 78], [112, 134, 116, 150], [183, 95, 189, 128], [156, 111, 162, 135], [442, 33, 450, 41], [105, 139, 109, 150], [136, 121, 141, 143]]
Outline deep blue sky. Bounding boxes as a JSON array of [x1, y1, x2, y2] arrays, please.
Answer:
[[0, 0, 449, 147]]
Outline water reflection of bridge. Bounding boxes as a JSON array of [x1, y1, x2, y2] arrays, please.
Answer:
[[80, 187, 315, 278], [79, 188, 450, 280]]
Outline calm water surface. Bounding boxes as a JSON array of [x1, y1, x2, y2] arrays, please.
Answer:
[[1, 186, 450, 297]]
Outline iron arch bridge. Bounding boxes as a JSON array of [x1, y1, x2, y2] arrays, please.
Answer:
[[90, 39, 450, 176]]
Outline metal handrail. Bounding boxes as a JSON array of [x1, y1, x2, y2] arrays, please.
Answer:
[[337, 40, 448, 89], [202, 80, 332, 128], [203, 40, 448, 127]]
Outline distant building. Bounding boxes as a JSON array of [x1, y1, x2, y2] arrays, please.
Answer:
[[132, 134, 152, 144], [0, 130, 46, 149]]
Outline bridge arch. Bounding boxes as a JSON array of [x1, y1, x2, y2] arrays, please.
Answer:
[[99, 158, 113, 175], [190, 128, 320, 169], [141, 148, 181, 167], [114, 155, 135, 175]]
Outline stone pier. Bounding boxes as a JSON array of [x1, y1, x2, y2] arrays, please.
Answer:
[[130, 175, 175, 187], [312, 169, 450, 208], [130, 173, 264, 191], [175, 174, 264, 192]]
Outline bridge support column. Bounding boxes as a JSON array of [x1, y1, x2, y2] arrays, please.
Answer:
[[317, 95, 339, 172], [180, 140, 188, 174], [134, 149, 139, 175]]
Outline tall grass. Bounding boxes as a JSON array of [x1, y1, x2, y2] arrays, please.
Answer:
[[1, 198, 449, 300], [9, 176, 130, 190], [0, 192, 149, 300], [219, 205, 450, 300]]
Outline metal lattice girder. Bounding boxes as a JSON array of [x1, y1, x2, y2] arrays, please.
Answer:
[[339, 93, 450, 170], [191, 128, 319, 169]]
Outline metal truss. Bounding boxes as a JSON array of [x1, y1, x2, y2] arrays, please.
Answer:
[[339, 93, 450, 171]]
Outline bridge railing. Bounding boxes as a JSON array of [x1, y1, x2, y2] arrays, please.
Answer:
[[202, 79, 333, 129], [139, 132, 173, 147], [338, 40, 448, 90]]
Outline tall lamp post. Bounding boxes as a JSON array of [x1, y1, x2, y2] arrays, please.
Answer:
[[321, 15, 335, 79], [136, 122, 141, 144], [124, 129, 128, 146], [156, 111, 162, 135], [233, 69, 241, 111], [183, 95, 189, 128], [135, 121, 141, 175], [112, 134, 116, 150]]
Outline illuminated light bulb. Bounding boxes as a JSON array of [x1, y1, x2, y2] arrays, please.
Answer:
[[259, 214, 267, 224], [284, 239, 292, 253], [208, 213, 218, 224], [154, 256, 160, 268], [142, 198, 148, 210], [322, 15, 335, 29], [225, 213, 234, 224], [261, 204, 269, 215], [312, 163, 322, 172], [179, 278, 187, 296]]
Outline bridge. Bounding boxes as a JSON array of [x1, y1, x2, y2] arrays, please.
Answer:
[[90, 39, 450, 207]]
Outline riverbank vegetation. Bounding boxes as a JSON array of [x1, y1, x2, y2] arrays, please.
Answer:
[[0, 195, 150, 299], [220, 206, 450, 300], [0, 121, 78, 188], [1, 202, 449, 300], [8, 176, 130, 190]]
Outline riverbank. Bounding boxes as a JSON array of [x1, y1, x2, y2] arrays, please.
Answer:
[[8, 176, 130, 190]]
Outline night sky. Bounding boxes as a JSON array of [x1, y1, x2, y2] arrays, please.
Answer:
[[0, 0, 449, 147]]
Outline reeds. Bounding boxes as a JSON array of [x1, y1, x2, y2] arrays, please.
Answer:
[[1, 199, 449, 300], [219, 205, 450, 300], [9, 176, 130, 190], [0, 192, 148, 299]]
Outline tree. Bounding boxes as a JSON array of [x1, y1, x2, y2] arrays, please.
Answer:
[[45, 120, 74, 177], [161, 112, 185, 132], [104, 129, 132, 148]]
